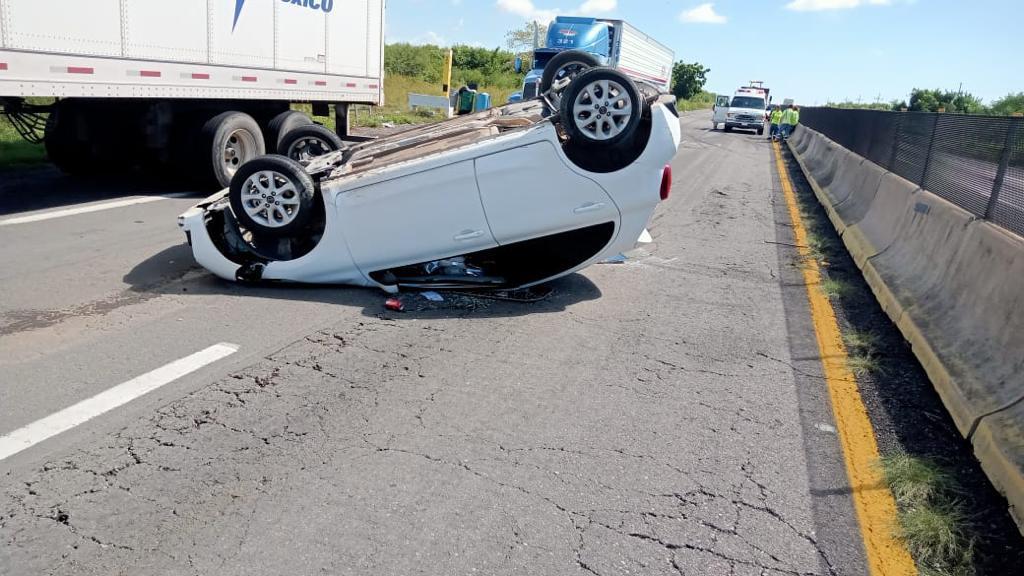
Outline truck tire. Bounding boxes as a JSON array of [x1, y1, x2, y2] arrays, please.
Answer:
[[757, 127, 764, 135], [44, 101, 97, 175], [559, 67, 642, 149], [267, 110, 313, 150], [278, 124, 344, 164], [724, 125, 732, 132], [229, 155, 317, 239], [541, 50, 600, 102], [201, 111, 265, 188]]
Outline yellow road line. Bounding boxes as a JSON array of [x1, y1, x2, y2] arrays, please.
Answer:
[[772, 142, 917, 576]]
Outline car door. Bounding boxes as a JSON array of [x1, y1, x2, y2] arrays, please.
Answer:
[[335, 160, 498, 274], [475, 141, 619, 245], [713, 95, 730, 124]]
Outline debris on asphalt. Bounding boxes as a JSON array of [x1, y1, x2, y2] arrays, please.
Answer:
[[384, 298, 405, 312], [600, 253, 628, 264], [420, 291, 445, 302]]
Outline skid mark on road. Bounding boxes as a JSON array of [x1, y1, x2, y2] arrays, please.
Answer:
[[0, 266, 203, 337], [0, 193, 194, 227], [773, 141, 917, 576], [0, 343, 239, 461]]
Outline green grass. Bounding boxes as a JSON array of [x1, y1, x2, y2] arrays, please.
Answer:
[[818, 277, 853, 299], [295, 75, 521, 130], [676, 91, 716, 112], [0, 117, 46, 167], [879, 454, 977, 576], [842, 329, 879, 354], [843, 329, 882, 377]]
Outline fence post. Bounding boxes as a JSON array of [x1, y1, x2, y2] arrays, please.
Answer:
[[985, 118, 1020, 220], [919, 113, 940, 188], [887, 111, 902, 172]]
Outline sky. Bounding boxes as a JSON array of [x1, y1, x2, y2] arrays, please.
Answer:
[[385, 0, 1022, 105]]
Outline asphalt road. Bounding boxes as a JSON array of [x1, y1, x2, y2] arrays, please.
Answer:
[[1, 113, 869, 575]]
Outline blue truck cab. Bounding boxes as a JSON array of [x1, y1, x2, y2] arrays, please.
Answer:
[[510, 17, 613, 102], [508, 16, 674, 103]]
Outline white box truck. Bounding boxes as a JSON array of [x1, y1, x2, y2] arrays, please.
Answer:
[[513, 16, 674, 101], [0, 0, 385, 187]]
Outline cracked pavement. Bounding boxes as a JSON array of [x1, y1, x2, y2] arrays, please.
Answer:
[[0, 114, 866, 575]]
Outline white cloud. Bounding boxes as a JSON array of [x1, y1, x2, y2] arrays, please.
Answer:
[[496, 0, 559, 23], [578, 0, 617, 12], [785, 0, 891, 11], [679, 3, 727, 24]]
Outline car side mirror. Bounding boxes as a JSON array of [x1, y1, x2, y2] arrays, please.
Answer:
[[514, 57, 522, 74]]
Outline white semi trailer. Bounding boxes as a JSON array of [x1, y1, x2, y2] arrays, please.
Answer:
[[0, 0, 385, 187]]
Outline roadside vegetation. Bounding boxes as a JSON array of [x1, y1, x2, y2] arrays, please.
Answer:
[[0, 119, 45, 166], [880, 454, 978, 576], [676, 90, 715, 112], [827, 89, 1024, 116]]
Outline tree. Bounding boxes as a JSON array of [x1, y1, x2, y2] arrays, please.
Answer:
[[990, 92, 1024, 116], [908, 88, 985, 114], [505, 21, 548, 69], [670, 61, 710, 100]]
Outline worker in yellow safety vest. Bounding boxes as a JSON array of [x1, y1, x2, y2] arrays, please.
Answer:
[[769, 105, 784, 141], [780, 104, 798, 141]]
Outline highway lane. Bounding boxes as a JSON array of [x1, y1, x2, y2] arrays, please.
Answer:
[[0, 113, 870, 575], [0, 173, 388, 456]]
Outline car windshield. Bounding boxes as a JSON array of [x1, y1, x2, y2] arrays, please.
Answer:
[[731, 97, 765, 109]]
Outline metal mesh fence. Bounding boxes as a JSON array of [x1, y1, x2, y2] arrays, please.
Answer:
[[800, 107, 1024, 237]]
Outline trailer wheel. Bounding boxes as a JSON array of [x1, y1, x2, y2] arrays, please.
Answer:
[[559, 67, 642, 149], [540, 50, 600, 105], [278, 124, 344, 164], [44, 101, 97, 175], [229, 155, 317, 238], [202, 111, 265, 188], [267, 110, 313, 150]]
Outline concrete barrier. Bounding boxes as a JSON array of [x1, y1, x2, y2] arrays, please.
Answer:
[[841, 172, 921, 268], [791, 126, 811, 154], [974, 401, 1024, 528], [788, 128, 1024, 533]]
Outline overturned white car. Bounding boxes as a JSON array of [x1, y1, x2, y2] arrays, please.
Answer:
[[179, 66, 681, 293]]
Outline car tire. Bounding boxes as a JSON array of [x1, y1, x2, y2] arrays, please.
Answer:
[[201, 111, 265, 188], [229, 155, 317, 239], [559, 67, 642, 149], [277, 124, 344, 164], [724, 125, 732, 132], [757, 127, 764, 135], [540, 50, 600, 100], [267, 110, 313, 151]]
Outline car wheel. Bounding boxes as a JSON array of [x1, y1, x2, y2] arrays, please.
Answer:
[[229, 155, 317, 238], [267, 110, 313, 150], [278, 124, 344, 164], [724, 125, 732, 132], [202, 111, 265, 188], [559, 67, 642, 148], [757, 127, 764, 135], [540, 50, 600, 106]]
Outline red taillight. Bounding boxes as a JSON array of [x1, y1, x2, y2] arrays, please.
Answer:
[[660, 164, 672, 201]]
